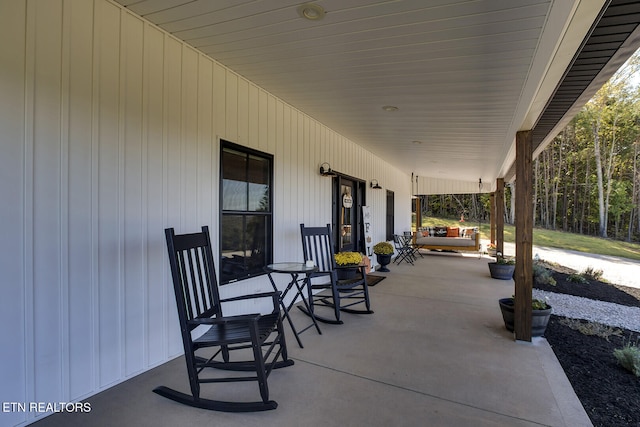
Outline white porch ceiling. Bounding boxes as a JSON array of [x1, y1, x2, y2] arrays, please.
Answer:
[[114, 0, 610, 188]]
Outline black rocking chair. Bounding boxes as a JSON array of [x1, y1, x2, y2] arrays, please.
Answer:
[[154, 226, 294, 412], [298, 224, 373, 324]]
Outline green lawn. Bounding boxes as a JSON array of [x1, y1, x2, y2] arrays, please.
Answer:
[[420, 216, 640, 261]]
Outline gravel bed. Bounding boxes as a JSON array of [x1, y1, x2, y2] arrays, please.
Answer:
[[533, 288, 640, 332]]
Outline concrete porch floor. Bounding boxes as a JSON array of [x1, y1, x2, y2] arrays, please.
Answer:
[[33, 252, 592, 427]]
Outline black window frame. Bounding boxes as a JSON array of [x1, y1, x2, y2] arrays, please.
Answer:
[[219, 140, 273, 285]]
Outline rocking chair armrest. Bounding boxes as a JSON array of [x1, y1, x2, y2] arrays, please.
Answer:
[[311, 270, 333, 277], [220, 291, 281, 304], [220, 291, 281, 312], [187, 313, 261, 326]]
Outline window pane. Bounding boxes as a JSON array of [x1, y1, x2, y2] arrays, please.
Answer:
[[222, 179, 247, 211], [220, 141, 273, 285], [222, 148, 247, 210], [222, 148, 247, 181], [245, 215, 268, 270], [247, 155, 270, 211], [220, 215, 245, 282], [220, 214, 270, 283], [248, 182, 269, 212]]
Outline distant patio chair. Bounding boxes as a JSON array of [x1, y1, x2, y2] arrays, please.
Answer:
[[404, 231, 423, 258], [393, 234, 415, 265]]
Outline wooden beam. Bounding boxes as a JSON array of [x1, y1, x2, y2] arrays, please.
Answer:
[[490, 193, 496, 244], [495, 178, 504, 256], [515, 131, 533, 342]]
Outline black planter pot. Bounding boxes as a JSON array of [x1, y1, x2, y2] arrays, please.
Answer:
[[376, 254, 392, 272], [488, 262, 515, 280], [498, 298, 552, 337], [336, 266, 359, 280]]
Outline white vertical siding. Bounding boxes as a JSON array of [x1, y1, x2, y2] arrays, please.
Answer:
[[0, 1, 411, 425], [121, 8, 145, 380], [94, 0, 122, 388], [0, 0, 26, 425], [66, 0, 96, 400], [142, 22, 166, 369]]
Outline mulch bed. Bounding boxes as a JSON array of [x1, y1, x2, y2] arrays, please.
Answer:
[[535, 266, 640, 427]]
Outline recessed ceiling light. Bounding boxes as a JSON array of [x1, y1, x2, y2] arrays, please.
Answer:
[[382, 105, 398, 112], [297, 3, 326, 21], [412, 140, 423, 144]]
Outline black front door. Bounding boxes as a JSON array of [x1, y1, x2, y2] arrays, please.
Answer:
[[333, 176, 365, 253]]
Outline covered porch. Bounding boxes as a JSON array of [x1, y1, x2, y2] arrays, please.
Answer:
[[32, 252, 590, 427], [3, 1, 640, 425]]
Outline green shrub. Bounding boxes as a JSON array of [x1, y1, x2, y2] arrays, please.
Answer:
[[506, 296, 550, 310], [582, 266, 604, 282], [559, 318, 622, 341], [533, 263, 556, 286], [567, 273, 588, 284], [531, 298, 550, 310], [613, 342, 640, 377]]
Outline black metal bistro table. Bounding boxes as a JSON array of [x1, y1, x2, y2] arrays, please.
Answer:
[[265, 262, 322, 348]]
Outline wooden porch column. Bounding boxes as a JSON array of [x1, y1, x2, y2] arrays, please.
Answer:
[[490, 193, 496, 244], [515, 131, 533, 342], [495, 178, 504, 256]]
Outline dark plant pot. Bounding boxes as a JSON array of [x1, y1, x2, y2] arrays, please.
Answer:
[[498, 298, 552, 337], [336, 266, 358, 280], [376, 254, 392, 272], [488, 262, 515, 280]]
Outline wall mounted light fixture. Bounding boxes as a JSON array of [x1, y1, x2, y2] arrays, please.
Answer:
[[370, 179, 382, 189], [319, 162, 337, 177]]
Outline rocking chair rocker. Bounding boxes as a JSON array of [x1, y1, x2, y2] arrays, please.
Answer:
[[298, 224, 373, 324], [154, 226, 294, 412]]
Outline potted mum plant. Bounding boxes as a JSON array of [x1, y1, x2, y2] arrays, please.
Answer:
[[498, 296, 552, 337], [373, 241, 394, 272], [488, 253, 515, 280], [334, 251, 363, 280]]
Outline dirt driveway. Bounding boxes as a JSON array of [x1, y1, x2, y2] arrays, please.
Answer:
[[486, 240, 640, 290]]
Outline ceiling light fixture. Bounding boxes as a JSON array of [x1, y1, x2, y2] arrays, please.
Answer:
[[297, 3, 326, 21], [382, 105, 398, 112]]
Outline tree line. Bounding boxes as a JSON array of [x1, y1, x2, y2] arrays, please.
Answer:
[[422, 52, 640, 243]]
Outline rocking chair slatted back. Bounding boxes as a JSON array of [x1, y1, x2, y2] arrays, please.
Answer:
[[300, 224, 336, 273], [166, 227, 221, 328]]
